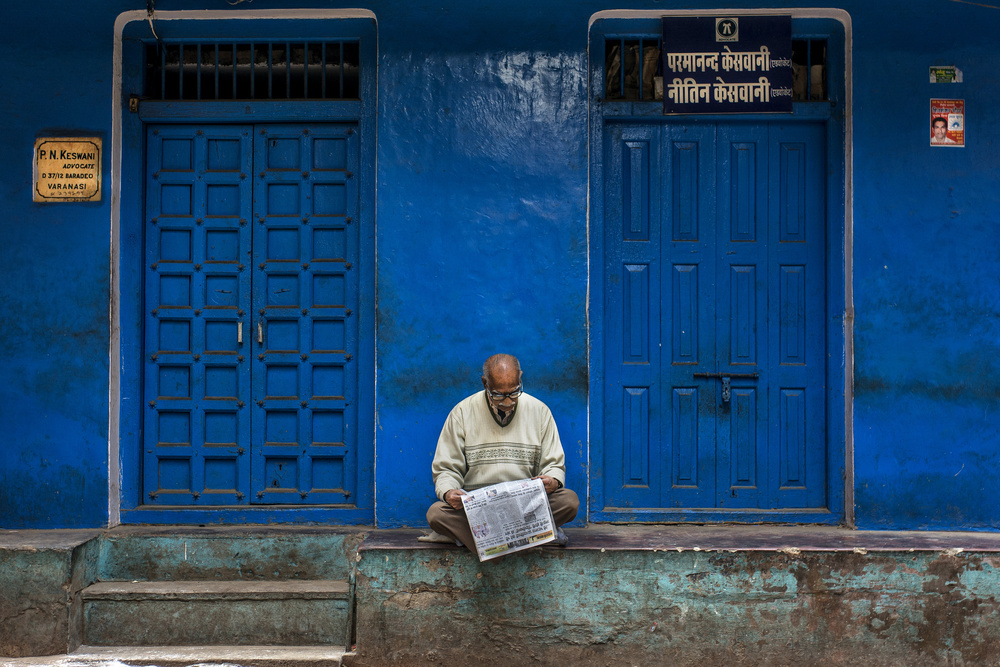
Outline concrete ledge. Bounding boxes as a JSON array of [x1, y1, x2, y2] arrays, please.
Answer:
[[363, 524, 1000, 552], [352, 527, 1000, 666]]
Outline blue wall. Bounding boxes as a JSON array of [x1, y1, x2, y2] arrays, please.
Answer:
[[1, 0, 998, 531], [850, 5, 1000, 529], [0, 6, 113, 527]]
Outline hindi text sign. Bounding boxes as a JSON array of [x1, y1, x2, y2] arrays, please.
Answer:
[[662, 16, 793, 114], [34, 138, 102, 202]]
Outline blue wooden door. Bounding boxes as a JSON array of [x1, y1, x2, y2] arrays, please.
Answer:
[[603, 120, 827, 512], [251, 124, 359, 504], [143, 123, 362, 508]]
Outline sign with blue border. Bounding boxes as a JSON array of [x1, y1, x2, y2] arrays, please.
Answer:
[[662, 16, 793, 114]]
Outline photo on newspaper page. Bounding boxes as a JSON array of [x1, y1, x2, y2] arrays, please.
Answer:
[[461, 478, 556, 561]]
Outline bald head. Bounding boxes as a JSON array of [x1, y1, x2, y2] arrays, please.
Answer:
[[482, 353, 521, 385]]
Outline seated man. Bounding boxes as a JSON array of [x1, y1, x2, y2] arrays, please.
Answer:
[[425, 353, 579, 550]]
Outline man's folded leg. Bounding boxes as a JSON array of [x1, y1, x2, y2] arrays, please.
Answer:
[[549, 488, 580, 526], [426, 501, 475, 548]]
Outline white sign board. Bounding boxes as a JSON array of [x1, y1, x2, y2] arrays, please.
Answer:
[[34, 138, 102, 202]]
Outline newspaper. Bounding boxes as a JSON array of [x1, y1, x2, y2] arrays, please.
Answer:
[[461, 478, 556, 561]]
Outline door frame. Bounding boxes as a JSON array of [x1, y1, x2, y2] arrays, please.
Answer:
[[587, 10, 853, 524], [111, 10, 378, 525]]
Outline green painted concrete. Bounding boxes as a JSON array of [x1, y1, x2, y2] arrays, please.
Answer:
[[353, 528, 1000, 666], [82, 580, 350, 646], [0, 528, 360, 657], [6, 526, 1000, 664], [98, 526, 364, 581], [0, 531, 100, 657]]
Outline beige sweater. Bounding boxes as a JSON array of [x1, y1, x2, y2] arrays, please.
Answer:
[[432, 391, 567, 501]]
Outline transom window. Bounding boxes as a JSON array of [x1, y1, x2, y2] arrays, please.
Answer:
[[144, 41, 361, 101]]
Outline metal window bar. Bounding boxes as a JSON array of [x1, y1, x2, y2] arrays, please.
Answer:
[[339, 42, 346, 99], [605, 37, 662, 101], [792, 39, 828, 101], [145, 40, 360, 101], [195, 44, 201, 100], [212, 43, 221, 99]]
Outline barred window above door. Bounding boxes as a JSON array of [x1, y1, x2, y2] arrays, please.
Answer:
[[144, 42, 361, 101]]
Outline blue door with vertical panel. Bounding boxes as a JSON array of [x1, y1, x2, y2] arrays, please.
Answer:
[[144, 123, 363, 509], [604, 119, 827, 512]]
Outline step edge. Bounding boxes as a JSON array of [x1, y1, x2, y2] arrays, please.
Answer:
[[82, 579, 349, 601]]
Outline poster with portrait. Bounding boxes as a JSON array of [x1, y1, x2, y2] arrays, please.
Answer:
[[930, 99, 964, 147]]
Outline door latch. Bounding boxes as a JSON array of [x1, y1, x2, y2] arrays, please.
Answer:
[[692, 372, 759, 403], [238, 321, 243, 345], [258, 321, 263, 344]]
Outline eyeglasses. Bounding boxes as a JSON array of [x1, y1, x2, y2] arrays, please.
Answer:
[[486, 382, 523, 401]]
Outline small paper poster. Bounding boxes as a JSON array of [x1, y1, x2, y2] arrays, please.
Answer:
[[930, 99, 964, 147]]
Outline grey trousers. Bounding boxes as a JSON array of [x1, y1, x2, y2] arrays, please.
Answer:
[[426, 487, 580, 550]]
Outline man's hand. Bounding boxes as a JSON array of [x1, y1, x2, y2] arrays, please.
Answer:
[[444, 488, 467, 510], [533, 475, 559, 494]]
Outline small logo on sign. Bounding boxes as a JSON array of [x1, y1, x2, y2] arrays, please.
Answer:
[[716, 18, 739, 42]]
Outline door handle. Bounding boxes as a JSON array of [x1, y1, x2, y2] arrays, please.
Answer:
[[238, 321, 243, 345], [692, 372, 759, 403], [258, 321, 263, 345]]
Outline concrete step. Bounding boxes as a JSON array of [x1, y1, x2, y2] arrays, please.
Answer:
[[1, 645, 348, 666], [98, 526, 365, 582], [81, 580, 350, 647]]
